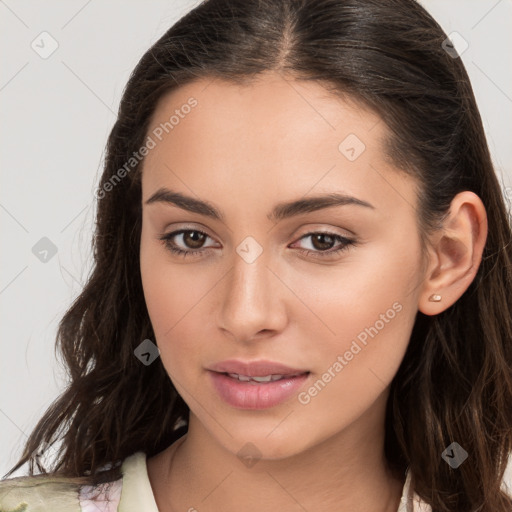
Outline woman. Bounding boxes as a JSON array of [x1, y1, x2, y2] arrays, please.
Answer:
[[1, 0, 511, 511]]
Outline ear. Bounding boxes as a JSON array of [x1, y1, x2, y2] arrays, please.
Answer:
[[418, 191, 488, 316]]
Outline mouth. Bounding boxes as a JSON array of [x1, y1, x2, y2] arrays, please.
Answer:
[[220, 371, 309, 383], [208, 369, 311, 409], [207, 359, 309, 378]]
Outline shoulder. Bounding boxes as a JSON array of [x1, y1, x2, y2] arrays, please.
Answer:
[[0, 452, 148, 512], [0, 474, 81, 512], [0, 476, 124, 512]]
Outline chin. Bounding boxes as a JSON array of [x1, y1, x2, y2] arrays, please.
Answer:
[[219, 428, 314, 462]]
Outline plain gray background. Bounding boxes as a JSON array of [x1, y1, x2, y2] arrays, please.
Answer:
[[1, 0, 511, 478]]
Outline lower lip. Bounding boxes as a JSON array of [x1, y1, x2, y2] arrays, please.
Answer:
[[208, 371, 310, 409]]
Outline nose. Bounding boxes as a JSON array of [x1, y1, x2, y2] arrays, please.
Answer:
[[217, 249, 288, 343]]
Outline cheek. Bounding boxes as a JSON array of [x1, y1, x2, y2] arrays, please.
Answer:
[[296, 240, 421, 415], [291, 268, 417, 436], [140, 265, 199, 399], [289, 230, 421, 348], [297, 301, 415, 436], [140, 226, 197, 333], [140, 235, 214, 380]]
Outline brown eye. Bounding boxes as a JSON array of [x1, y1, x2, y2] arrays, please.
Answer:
[[182, 230, 207, 249], [158, 229, 215, 258], [309, 233, 337, 251], [293, 231, 356, 259]]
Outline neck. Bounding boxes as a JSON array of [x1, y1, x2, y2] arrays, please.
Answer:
[[150, 390, 404, 512]]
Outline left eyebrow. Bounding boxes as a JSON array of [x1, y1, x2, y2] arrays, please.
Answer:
[[144, 187, 375, 223]]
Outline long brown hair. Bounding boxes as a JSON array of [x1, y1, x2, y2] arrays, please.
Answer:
[[4, 0, 512, 510]]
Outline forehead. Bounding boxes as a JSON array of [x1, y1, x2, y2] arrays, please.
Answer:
[[146, 72, 383, 152], [141, 72, 417, 217]]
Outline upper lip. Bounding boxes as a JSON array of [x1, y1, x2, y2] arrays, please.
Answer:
[[208, 359, 309, 377]]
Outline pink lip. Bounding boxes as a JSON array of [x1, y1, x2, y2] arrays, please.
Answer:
[[207, 359, 310, 410], [208, 359, 308, 377]]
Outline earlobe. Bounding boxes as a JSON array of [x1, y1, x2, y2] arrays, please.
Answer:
[[418, 191, 488, 316]]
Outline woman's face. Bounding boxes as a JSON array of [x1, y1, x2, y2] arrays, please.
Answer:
[[140, 72, 426, 459]]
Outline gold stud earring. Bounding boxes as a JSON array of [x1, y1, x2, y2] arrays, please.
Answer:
[[428, 294, 442, 302]]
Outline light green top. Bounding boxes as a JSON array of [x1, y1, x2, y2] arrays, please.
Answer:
[[1, 451, 512, 511], [0, 452, 158, 512]]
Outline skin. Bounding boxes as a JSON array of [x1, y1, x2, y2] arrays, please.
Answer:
[[140, 71, 488, 512]]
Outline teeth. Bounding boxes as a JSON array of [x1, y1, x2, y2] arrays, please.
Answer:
[[251, 375, 274, 382], [230, 373, 252, 382], [227, 373, 300, 383]]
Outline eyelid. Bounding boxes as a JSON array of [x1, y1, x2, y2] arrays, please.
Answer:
[[294, 224, 355, 239], [163, 222, 354, 241]]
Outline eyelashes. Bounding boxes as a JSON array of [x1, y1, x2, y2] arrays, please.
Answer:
[[157, 229, 357, 260]]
